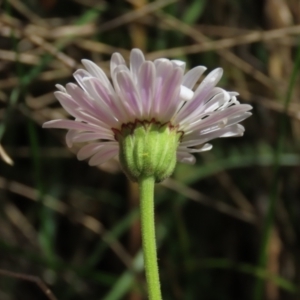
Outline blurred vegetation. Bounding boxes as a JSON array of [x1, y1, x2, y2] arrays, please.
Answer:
[[1, 0, 300, 299]]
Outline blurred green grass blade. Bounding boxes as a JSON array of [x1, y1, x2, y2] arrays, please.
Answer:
[[0, 6, 23, 142], [76, 6, 105, 25], [27, 120, 57, 262], [253, 42, 300, 300], [85, 209, 139, 269], [84, 185, 170, 271], [181, 0, 207, 24], [102, 252, 144, 300], [175, 152, 300, 185], [195, 258, 298, 293], [0, 88, 20, 141], [77, 2, 106, 23]]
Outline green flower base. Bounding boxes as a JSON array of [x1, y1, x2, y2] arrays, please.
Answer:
[[114, 120, 182, 182]]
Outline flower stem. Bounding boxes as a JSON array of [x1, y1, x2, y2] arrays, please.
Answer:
[[138, 176, 162, 300]]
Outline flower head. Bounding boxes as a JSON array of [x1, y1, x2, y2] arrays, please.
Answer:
[[43, 49, 252, 180]]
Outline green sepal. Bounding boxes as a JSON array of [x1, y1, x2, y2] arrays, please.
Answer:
[[116, 121, 181, 182]]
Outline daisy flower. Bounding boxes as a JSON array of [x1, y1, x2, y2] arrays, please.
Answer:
[[43, 49, 252, 180], [43, 49, 253, 299]]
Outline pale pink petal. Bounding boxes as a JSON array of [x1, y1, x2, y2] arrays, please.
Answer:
[[198, 104, 251, 128], [81, 79, 121, 127], [137, 61, 155, 118], [111, 64, 133, 96], [182, 66, 207, 89], [65, 84, 114, 129], [73, 69, 93, 91], [72, 132, 114, 143], [81, 59, 112, 89], [184, 104, 252, 133], [116, 71, 142, 118], [182, 124, 245, 145], [65, 130, 77, 147], [220, 95, 240, 110], [225, 112, 252, 126], [159, 67, 183, 123], [201, 92, 228, 113], [88, 145, 119, 166], [77, 143, 105, 160], [179, 88, 230, 126], [152, 60, 173, 116], [54, 91, 116, 128], [130, 49, 145, 81], [43, 119, 104, 132], [65, 83, 94, 112], [182, 124, 222, 140], [175, 68, 223, 124], [110, 52, 126, 77], [86, 78, 129, 122], [44, 49, 252, 167]]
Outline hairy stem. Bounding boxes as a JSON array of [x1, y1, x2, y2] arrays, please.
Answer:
[[138, 176, 162, 300]]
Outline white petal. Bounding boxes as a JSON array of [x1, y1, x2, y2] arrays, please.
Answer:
[[171, 60, 186, 71], [197, 143, 213, 152], [175, 68, 223, 124], [154, 58, 169, 66], [176, 151, 196, 164], [180, 85, 194, 101], [178, 143, 212, 153], [55, 84, 66, 93]]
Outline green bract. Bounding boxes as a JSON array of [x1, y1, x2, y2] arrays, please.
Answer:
[[114, 121, 181, 182]]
